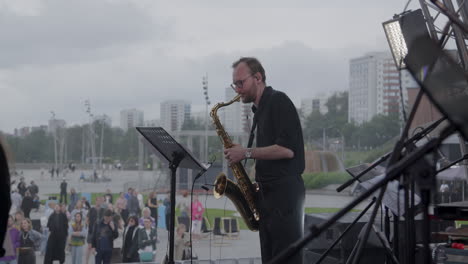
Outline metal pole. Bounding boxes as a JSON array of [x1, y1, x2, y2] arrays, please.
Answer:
[[51, 111, 58, 175], [322, 128, 326, 151], [202, 74, 210, 162], [138, 134, 143, 191], [100, 119, 104, 170], [342, 133, 345, 161], [205, 103, 208, 162]]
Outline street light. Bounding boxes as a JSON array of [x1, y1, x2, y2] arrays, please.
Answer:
[[202, 74, 210, 162], [84, 100, 97, 174], [322, 126, 345, 161], [50, 111, 58, 174]]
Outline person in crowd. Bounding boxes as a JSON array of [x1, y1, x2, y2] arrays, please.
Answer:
[[224, 57, 306, 263], [174, 223, 190, 260], [81, 196, 91, 210], [139, 207, 155, 227], [44, 204, 68, 264], [26, 181, 39, 212], [147, 191, 158, 227], [124, 188, 132, 200], [135, 190, 144, 211], [104, 189, 113, 204], [0, 215, 20, 264], [10, 190, 22, 215], [127, 189, 140, 217], [17, 219, 42, 264], [138, 217, 157, 262], [60, 203, 71, 221], [163, 194, 171, 231], [27, 180, 38, 198], [59, 179, 67, 204], [121, 216, 139, 263], [191, 194, 205, 239], [20, 191, 34, 219], [86, 197, 105, 264], [13, 211, 24, 230], [107, 203, 124, 230], [16, 177, 27, 198], [71, 200, 88, 220], [115, 192, 128, 223], [91, 209, 119, 264], [40, 201, 55, 256], [177, 190, 190, 219], [68, 188, 79, 212], [69, 212, 87, 264]]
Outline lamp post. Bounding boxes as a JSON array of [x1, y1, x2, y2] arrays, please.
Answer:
[[50, 111, 58, 174], [202, 74, 210, 162], [322, 126, 345, 161], [84, 100, 97, 174]]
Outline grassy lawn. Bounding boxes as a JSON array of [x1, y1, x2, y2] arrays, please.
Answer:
[[204, 207, 360, 230]]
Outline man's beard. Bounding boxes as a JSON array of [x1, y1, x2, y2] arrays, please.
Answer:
[[241, 93, 254, 104]]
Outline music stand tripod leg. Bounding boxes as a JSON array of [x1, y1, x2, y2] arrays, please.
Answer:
[[372, 225, 400, 264], [347, 185, 387, 264], [315, 198, 376, 264]]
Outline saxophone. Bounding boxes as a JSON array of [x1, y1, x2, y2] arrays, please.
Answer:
[[211, 94, 260, 231]]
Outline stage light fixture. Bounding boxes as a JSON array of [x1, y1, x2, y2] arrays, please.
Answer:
[[383, 9, 431, 70]]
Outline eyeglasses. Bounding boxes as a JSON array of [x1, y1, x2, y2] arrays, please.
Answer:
[[230, 75, 253, 90]]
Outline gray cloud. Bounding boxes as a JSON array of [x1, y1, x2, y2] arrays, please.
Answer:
[[0, 0, 166, 67], [1, 40, 355, 131], [0, 0, 414, 133]]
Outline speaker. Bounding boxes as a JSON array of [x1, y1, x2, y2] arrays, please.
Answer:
[[303, 250, 339, 264], [304, 212, 386, 263]]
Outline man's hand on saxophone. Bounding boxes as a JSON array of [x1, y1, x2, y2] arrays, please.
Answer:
[[223, 144, 248, 165]]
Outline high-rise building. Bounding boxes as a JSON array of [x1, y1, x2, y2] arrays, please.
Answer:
[[14, 127, 30, 137], [348, 52, 409, 124], [222, 87, 253, 133], [31, 125, 48, 133], [120, 109, 144, 132], [160, 100, 191, 132]]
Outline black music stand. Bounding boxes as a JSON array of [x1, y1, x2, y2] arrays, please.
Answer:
[[136, 127, 208, 264]]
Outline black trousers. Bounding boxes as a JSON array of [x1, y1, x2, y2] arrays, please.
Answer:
[[60, 192, 67, 204], [257, 175, 305, 264]]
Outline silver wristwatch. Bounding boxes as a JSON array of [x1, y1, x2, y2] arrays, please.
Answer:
[[245, 148, 253, 159]]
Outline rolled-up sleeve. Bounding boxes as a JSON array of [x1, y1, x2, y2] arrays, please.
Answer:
[[272, 93, 301, 154]]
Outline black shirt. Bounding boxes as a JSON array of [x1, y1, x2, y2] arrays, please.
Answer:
[[253, 86, 305, 182]]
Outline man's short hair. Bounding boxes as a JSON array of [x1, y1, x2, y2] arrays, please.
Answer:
[[104, 209, 113, 217], [232, 57, 266, 83]]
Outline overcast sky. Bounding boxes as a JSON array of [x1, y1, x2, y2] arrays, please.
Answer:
[[0, 0, 422, 133]]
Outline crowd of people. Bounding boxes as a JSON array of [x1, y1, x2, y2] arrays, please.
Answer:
[[1, 178, 204, 264]]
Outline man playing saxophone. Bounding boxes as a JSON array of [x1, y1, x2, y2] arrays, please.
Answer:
[[224, 57, 305, 264]]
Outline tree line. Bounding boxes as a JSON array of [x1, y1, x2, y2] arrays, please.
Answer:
[[3, 92, 401, 164], [302, 91, 401, 150]]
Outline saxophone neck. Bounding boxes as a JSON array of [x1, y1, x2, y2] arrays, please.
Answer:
[[210, 94, 241, 117]]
